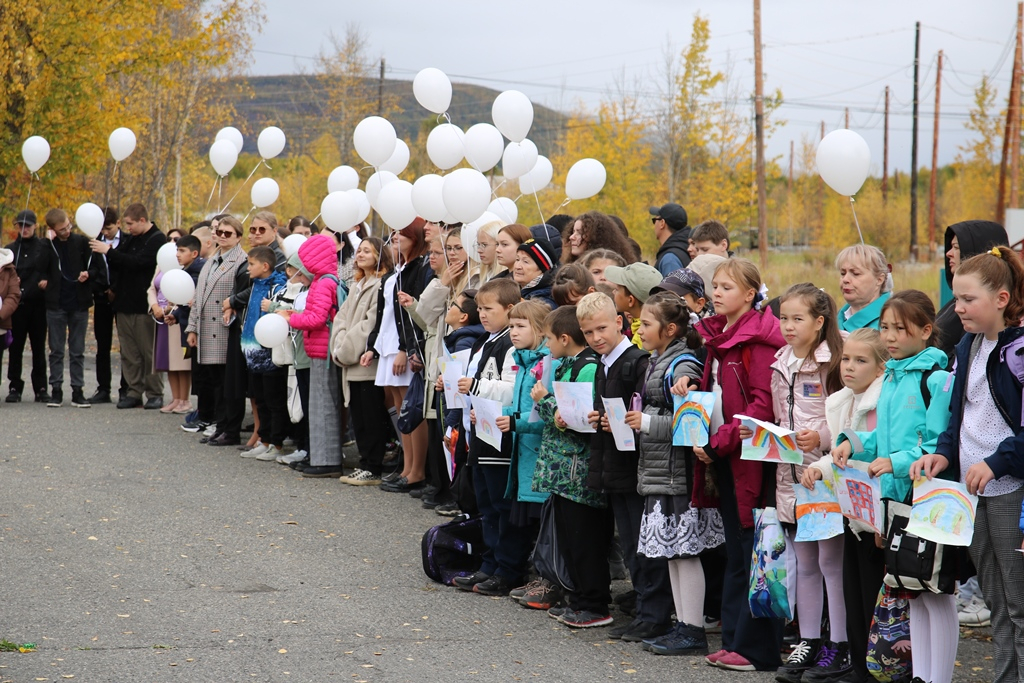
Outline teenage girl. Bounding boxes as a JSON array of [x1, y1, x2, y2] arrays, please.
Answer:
[[913, 246, 1024, 683]]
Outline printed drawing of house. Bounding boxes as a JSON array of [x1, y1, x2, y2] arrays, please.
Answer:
[[846, 480, 877, 527]]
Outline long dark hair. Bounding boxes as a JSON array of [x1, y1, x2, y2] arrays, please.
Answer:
[[780, 283, 844, 394], [642, 291, 703, 350]]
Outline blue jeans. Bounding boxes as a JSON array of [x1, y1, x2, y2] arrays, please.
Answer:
[[47, 309, 89, 390]]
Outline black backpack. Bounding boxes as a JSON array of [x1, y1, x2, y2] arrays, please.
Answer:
[[421, 515, 485, 585]]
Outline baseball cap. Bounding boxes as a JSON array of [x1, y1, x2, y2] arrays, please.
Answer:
[[651, 267, 706, 300], [648, 203, 688, 232], [604, 263, 665, 303], [15, 209, 37, 226]]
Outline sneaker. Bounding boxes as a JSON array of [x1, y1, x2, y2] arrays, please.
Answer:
[[240, 442, 269, 458], [473, 576, 513, 596], [547, 605, 573, 621], [716, 651, 756, 671], [522, 579, 563, 610], [645, 622, 709, 656], [288, 456, 310, 471], [277, 449, 308, 465], [203, 424, 218, 437], [86, 390, 111, 404], [776, 638, 821, 683], [434, 501, 461, 517], [802, 641, 852, 683], [510, 579, 542, 601], [703, 616, 722, 634], [255, 445, 284, 461], [47, 389, 63, 407], [341, 469, 382, 486], [70, 389, 91, 408], [453, 571, 490, 591], [5, 389, 21, 403], [621, 620, 672, 643], [609, 618, 640, 640], [35, 390, 50, 403], [181, 420, 210, 433], [705, 649, 729, 666], [561, 610, 613, 628], [958, 595, 992, 627]]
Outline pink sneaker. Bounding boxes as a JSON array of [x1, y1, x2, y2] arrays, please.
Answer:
[[715, 651, 755, 671], [705, 649, 728, 665]]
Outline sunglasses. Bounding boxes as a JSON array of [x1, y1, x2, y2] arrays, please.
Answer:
[[215, 229, 237, 238], [249, 226, 268, 235], [651, 217, 662, 225]]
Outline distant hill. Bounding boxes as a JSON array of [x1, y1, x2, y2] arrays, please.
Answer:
[[214, 75, 569, 158]]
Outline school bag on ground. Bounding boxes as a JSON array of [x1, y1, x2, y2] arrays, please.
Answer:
[[865, 583, 913, 682], [421, 515, 485, 586]]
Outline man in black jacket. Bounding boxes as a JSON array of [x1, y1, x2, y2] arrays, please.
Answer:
[[88, 207, 129, 404], [4, 210, 49, 403], [90, 203, 167, 409], [650, 202, 691, 276]]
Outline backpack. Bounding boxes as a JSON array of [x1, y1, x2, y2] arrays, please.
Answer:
[[662, 353, 703, 405], [421, 515, 485, 585], [321, 273, 349, 317], [918, 364, 941, 408]]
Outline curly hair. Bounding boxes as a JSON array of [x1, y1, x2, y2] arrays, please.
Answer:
[[563, 211, 637, 265]]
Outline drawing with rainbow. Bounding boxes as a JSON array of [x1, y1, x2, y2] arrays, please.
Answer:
[[905, 478, 979, 547], [672, 391, 716, 447]]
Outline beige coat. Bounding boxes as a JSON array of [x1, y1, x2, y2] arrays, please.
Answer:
[[331, 274, 382, 405]]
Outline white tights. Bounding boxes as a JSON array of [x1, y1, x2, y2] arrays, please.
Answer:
[[667, 557, 705, 627], [909, 592, 958, 683], [793, 535, 847, 641]]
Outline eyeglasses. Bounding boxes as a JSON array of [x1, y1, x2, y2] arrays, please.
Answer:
[[249, 226, 268, 235], [651, 217, 662, 225], [215, 229, 237, 238], [449, 301, 467, 313], [445, 245, 465, 254]]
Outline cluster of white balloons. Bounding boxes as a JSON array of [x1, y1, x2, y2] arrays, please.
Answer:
[[156, 242, 196, 305], [207, 125, 288, 209]]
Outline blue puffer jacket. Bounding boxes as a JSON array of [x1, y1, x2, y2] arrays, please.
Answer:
[[504, 342, 550, 503]]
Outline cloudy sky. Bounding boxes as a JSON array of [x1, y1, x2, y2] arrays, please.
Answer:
[[249, 0, 1015, 175]]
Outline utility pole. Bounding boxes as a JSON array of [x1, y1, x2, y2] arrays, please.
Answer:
[[819, 121, 825, 235], [882, 86, 890, 203], [998, 3, 1022, 225], [845, 108, 850, 129], [753, 0, 768, 269], [372, 57, 386, 235], [789, 140, 795, 247], [928, 51, 943, 258], [910, 21, 921, 262], [1010, 8, 1023, 213]]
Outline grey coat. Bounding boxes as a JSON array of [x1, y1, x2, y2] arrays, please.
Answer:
[[185, 244, 248, 365]]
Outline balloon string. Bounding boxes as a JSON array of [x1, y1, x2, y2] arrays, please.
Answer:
[[310, 212, 322, 224], [531, 189, 547, 227], [849, 197, 864, 245], [512, 193, 523, 202], [241, 205, 256, 225], [555, 198, 571, 211], [24, 175, 34, 213], [205, 177, 219, 214], [490, 179, 506, 196], [219, 161, 263, 214]]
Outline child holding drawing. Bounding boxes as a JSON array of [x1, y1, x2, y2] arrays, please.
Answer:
[[911, 247, 1024, 683], [622, 291, 723, 656]]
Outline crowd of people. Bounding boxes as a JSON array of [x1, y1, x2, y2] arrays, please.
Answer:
[[0, 199, 1019, 683]]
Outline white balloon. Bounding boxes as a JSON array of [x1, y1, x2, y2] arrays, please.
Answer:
[[161, 270, 196, 307], [380, 139, 410, 175], [463, 123, 505, 172], [353, 116, 397, 167], [518, 155, 553, 195], [282, 233, 307, 258], [413, 67, 452, 114], [565, 158, 607, 200], [209, 139, 238, 177], [320, 191, 360, 232], [442, 168, 492, 224], [461, 223, 479, 263], [488, 197, 518, 224], [251, 177, 280, 208], [328, 165, 360, 193], [108, 128, 137, 162], [466, 211, 503, 231], [426, 124, 465, 170], [365, 170, 398, 210], [22, 136, 50, 173], [257, 126, 286, 160], [74, 203, 104, 239], [254, 313, 290, 348], [501, 140, 539, 180], [412, 175, 448, 223], [347, 189, 371, 225], [492, 90, 534, 142], [816, 129, 871, 197], [376, 180, 417, 230], [215, 127, 244, 153], [157, 242, 183, 273]]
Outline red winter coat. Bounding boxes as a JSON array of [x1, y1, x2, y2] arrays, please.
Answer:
[[289, 235, 339, 360], [694, 308, 785, 528]]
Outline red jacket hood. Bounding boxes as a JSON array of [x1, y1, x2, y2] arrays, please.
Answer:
[[697, 307, 786, 353], [296, 234, 338, 277]]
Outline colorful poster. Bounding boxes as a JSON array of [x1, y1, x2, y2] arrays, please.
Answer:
[[472, 396, 504, 451], [735, 414, 801, 464], [905, 478, 979, 547], [833, 461, 885, 534], [673, 391, 716, 447], [553, 381, 596, 433], [439, 360, 466, 409], [793, 479, 844, 541], [601, 396, 635, 451]]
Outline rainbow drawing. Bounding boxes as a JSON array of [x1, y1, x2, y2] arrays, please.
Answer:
[[736, 414, 802, 464], [905, 478, 979, 547], [672, 391, 716, 447], [793, 479, 844, 541]]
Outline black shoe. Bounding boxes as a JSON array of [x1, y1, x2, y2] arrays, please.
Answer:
[[200, 431, 223, 444], [620, 620, 672, 642], [144, 396, 164, 410], [47, 389, 63, 408], [453, 571, 490, 591], [300, 466, 344, 478], [645, 623, 709, 656], [802, 641, 852, 683], [380, 477, 426, 493], [381, 471, 402, 483], [71, 389, 91, 408], [241, 423, 255, 433], [5, 389, 21, 403], [34, 390, 49, 403], [87, 390, 111, 404], [434, 501, 461, 516], [473, 575, 513, 596], [117, 396, 142, 409], [410, 484, 438, 500], [207, 433, 241, 447], [608, 618, 640, 639], [181, 420, 210, 433], [289, 457, 311, 471], [776, 638, 822, 683]]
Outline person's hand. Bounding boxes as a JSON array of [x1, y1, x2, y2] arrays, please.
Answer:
[[222, 308, 233, 325], [670, 376, 694, 397], [88, 239, 110, 254], [600, 414, 610, 432], [909, 453, 950, 482], [868, 458, 893, 477], [796, 429, 820, 453], [165, 313, 177, 326], [187, 332, 198, 348], [965, 461, 996, 496], [739, 425, 753, 440], [496, 416, 512, 432], [832, 441, 852, 469], [359, 351, 375, 367], [397, 291, 416, 309], [151, 304, 165, 322], [694, 446, 713, 464], [105, 289, 114, 302], [260, 298, 271, 312], [587, 410, 601, 430], [554, 409, 567, 430], [440, 260, 465, 287], [891, 640, 911, 654], [435, 376, 445, 392], [530, 381, 548, 403], [457, 377, 473, 394], [624, 410, 643, 430], [392, 351, 408, 376], [470, 409, 476, 426], [801, 468, 823, 490], [38, 279, 47, 291], [874, 533, 885, 549], [222, 298, 232, 311], [77, 270, 89, 282], [276, 309, 293, 320]]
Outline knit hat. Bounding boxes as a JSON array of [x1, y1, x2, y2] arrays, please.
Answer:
[[603, 263, 664, 303], [516, 238, 556, 273], [287, 250, 312, 279], [652, 267, 706, 300], [687, 254, 728, 297], [529, 223, 562, 261]]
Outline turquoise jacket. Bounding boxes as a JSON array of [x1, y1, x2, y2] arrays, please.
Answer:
[[504, 343, 551, 504], [837, 346, 952, 501], [838, 292, 891, 332]]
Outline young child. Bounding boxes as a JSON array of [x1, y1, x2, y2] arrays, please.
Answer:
[[551, 263, 596, 307], [604, 263, 665, 348], [651, 267, 712, 318], [678, 258, 785, 672], [451, 278, 525, 595], [580, 248, 626, 285], [164, 235, 205, 416], [768, 284, 849, 683], [831, 290, 954, 683], [689, 220, 730, 258], [623, 291, 723, 655], [266, 254, 311, 468], [912, 246, 1024, 683], [803, 328, 889, 683]]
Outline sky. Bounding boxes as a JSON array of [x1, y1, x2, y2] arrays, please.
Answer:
[[248, 0, 1016, 176]]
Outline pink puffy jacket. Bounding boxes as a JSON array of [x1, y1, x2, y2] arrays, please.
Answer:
[[288, 234, 338, 360]]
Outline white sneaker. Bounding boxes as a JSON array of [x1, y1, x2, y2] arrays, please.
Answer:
[[958, 595, 991, 626], [277, 449, 307, 465], [203, 424, 217, 437], [256, 445, 283, 461], [341, 469, 381, 486], [240, 442, 268, 458], [703, 616, 722, 633]]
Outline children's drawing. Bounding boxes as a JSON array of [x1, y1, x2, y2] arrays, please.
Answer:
[[833, 461, 884, 534], [735, 414, 802, 464], [439, 360, 466, 409], [905, 478, 978, 547], [553, 381, 596, 433], [473, 396, 503, 451], [793, 479, 844, 541], [601, 396, 635, 451], [672, 391, 716, 447]]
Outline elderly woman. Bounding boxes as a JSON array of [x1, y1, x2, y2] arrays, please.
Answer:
[[834, 244, 892, 332]]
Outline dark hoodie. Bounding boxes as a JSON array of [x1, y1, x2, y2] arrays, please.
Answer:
[[655, 227, 692, 275], [937, 220, 1008, 363]]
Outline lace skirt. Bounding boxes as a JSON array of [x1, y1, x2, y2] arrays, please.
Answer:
[[637, 495, 725, 560]]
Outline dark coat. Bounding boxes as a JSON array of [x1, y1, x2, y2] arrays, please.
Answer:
[[521, 268, 557, 309], [588, 344, 650, 493], [5, 235, 47, 304], [41, 234, 103, 311], [107, 224, 167, 314]]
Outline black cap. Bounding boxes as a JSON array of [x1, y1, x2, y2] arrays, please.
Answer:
[[648, 203, 688, 232], [15, 209, 37, 226]]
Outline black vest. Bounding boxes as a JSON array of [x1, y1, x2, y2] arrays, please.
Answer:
[[587, 344, 649, 493]]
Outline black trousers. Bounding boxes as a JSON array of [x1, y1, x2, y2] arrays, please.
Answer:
[[6, 303, 47, 394], [843, 524, 886, 682], [93, 298, 126, 395], [701, 545, 727, 620], [715, 458, 784, 671], [217, 327, 247, 439], [349, 380, 389, 475], [251, 368, 288, 448], [553, 494, 614, 614], [425, 417, 449, 497], [609, 491, 673, 624]]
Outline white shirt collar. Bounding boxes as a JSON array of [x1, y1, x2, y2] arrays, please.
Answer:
[[601, 336, 633, 369]]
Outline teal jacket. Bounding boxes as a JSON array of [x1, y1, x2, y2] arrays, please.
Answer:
[[504, 343, 551, 504], [838, 292, 891, 333], [837, 346, 952, 501]]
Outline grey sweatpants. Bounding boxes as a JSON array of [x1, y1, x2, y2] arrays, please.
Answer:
[[309, 358, 341, 467]]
